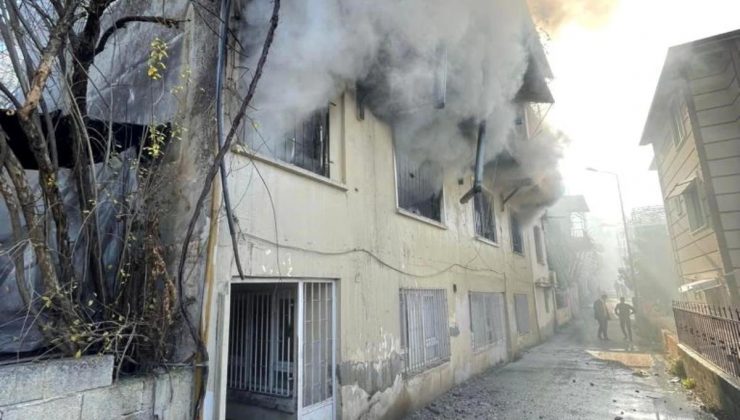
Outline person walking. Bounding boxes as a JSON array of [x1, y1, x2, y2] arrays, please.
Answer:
[[593, 294, 610, 340], [614, 297, 635, 341]]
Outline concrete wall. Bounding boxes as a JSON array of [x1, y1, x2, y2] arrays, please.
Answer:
[[0, 355, 193, 420], [204, 90, 546, 419], [678, 344, 740, 419]]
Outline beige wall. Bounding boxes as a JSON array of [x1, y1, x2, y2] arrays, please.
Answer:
[[205, 90, 546, 419]]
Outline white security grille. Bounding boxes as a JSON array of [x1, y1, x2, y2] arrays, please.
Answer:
[[400, 289, 450, 374], [469, 292, 505, 350], [514, 293, 530, 335], [302, 282, 334, 408], [228, 287, 295, 397]]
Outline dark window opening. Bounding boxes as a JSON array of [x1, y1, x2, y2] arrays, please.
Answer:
[[511, 212, 524, 254], [396, 151, 443, 222], [247, 108, 330, 177], [474, 193, 497, 242]]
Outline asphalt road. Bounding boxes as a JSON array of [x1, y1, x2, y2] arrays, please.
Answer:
[[406, 317, 714, 420]]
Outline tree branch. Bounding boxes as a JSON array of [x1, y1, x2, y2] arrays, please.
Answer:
[[94, 16, 187, 56]]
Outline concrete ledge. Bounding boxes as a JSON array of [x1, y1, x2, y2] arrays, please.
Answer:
[[0, 355, 113, 406], [678, 343, 740, 418]]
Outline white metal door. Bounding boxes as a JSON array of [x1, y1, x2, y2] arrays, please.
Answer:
[[298, 281, 336, 420]]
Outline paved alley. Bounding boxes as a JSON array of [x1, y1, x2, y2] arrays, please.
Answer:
[[407, 319, 715, 420]]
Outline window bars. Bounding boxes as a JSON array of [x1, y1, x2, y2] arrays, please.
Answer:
[[673, 301, 740, 378], [400, 289, 451, 374], [474, 193, 497, 242], [396, 152, 443, 221], [469, 292, 506, 350], [302, 282, 334, 408], [514, 294, 530, 335], [511, 213, 524, 254]]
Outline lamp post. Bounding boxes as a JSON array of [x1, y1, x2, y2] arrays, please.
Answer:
[[586, 167, 639, 300]]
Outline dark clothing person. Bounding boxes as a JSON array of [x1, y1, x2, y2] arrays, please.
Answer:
[[593, 298, 610, 340], [615, 302, 635, 341]]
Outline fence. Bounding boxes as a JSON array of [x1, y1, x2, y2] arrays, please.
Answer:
[[672, 301, 740, 378]]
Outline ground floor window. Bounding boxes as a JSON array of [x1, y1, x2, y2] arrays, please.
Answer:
[[514, 293, 530, 335], [469, 292, 506, 350], [400, 289, 451, 374]]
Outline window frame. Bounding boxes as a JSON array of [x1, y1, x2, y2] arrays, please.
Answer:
[[469, 292, 506, 351], [533, 225, 545, 265], [473, 192, 497, 244], [670, 97, 687, 147], [683, 182, 707, 233], [514, 293, 530, 335], [393, 145, 446, 226], [399, 289, 451, 375], [510, 212, 524, 255]]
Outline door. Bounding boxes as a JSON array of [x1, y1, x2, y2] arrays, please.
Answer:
[[298, 281, 336, 420]]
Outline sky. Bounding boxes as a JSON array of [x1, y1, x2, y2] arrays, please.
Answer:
[[543, 0, 740, 225]]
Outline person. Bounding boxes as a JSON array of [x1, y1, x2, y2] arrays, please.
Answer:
[[593, 294, 610, 340], [614, 297, 635, 341]]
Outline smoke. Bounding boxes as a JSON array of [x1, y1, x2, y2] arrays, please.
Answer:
[[235, 0, 564, 209], [526, 0, 618, 32]]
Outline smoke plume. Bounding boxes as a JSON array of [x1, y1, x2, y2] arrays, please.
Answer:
[[234, 0, 564, 210], [526, 0, 618, 32]]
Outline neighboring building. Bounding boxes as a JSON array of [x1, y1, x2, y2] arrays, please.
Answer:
[[641, 29, 740, 306]]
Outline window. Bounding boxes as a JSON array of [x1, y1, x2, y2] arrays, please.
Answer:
[[570, 213, 586, 238], [544, 290, 551, 313], [399, 289, 450, 374], [533, 225, 544, 264], [474, 193, 497, 242], [469, 292, 505, 350], [684, 183, 706, 231], [670, 99, 686, 146], [514, 294, 530, 335], [510, 212, 524, 254], [396, 151, 443, 222], [246, 108, 330, 177]]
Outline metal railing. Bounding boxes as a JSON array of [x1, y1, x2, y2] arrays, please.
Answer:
[[673, 300, 740, 378]]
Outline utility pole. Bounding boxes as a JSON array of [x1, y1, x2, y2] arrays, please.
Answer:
[[586, 168, 639, 299]]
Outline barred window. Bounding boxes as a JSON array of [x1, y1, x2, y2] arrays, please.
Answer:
[[396, 151, 443, 222], [245, 108, 330, 177], [511, 212, 524, 254], [474, 193, 497, 242], [514, 294, 530, 335], [533, 226, 544, 264], [469, 292, 505, 350], [399, 289, 450, 374]]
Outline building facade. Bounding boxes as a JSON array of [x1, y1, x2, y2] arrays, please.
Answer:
[[641, 29, 740, 306]]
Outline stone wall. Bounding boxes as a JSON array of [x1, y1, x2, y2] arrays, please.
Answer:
[[0, 355, 193, 420]]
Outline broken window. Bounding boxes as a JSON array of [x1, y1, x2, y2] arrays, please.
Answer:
[[514, 294, 530, 335], [396, 151, 443, 222], [247, 108, 330, 177], [469, 292, 505, 350], [534, 225, 544, 264], [510, 212, 524, 254], [474, 193, 497, 242], [399, 289, 450, 374]]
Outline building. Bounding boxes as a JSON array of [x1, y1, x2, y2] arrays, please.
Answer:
[[641, 29, 740, 306], [200, 6, 561, 420]]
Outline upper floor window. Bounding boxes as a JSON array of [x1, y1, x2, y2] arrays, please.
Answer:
[[245, 108, 330, 177], [474, 193, 497, 242], [684, 182, 707, 231], [533, 225, 545, 264], [670, 98, 686, 147], [510, 212, 524, 254], [396, 151, 443, 222]]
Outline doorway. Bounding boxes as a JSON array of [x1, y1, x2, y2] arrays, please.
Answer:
[[223, 280, 336, 420]]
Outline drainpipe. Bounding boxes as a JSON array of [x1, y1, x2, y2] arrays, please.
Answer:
[[460, 120, 487, 204]]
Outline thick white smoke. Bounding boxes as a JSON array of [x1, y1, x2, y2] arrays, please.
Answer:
[[234, 0, 563, 205]]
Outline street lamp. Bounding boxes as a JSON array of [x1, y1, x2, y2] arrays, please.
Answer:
[[586, 167, 639, 300]]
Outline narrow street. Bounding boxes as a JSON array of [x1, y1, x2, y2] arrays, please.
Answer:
[[408, 318, 714, 420]]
